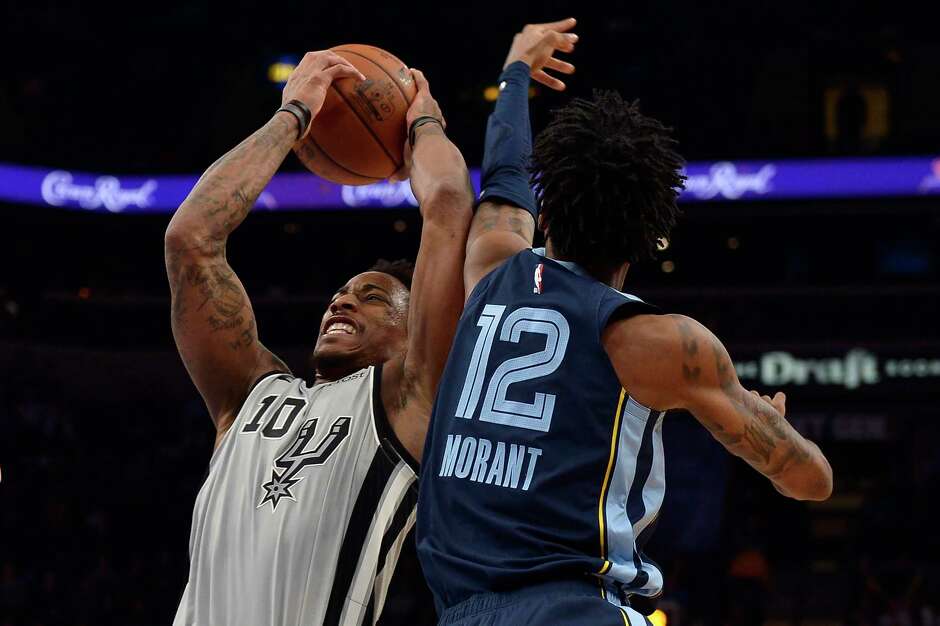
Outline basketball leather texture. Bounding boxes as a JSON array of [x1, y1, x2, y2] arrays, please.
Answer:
[[294, 45, 416, 185]]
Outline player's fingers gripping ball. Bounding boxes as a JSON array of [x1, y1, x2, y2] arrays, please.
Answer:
[[282, 51, 365, 121], [293, 44, 417, 185], [406, 69, 445, 129]]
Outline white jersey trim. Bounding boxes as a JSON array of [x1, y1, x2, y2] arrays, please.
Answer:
[[338, 460, 417, 626], [603, 395, 667, 601]]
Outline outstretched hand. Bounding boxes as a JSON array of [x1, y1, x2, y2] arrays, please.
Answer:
[[504, 17, 578, 91], [281, 51, 365, 121], [750, 389, 787, 417]]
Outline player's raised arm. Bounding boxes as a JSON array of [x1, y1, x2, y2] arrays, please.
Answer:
[[164, 52, 364, 439], [464, 19, 578, 297], [380, 70, 474, 461], [603, 314, 834, 501]]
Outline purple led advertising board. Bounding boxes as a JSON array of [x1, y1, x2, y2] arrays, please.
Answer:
[[2, 156, 939, 213]]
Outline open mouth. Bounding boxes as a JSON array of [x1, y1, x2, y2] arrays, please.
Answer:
[[323, 318, 359, 337]]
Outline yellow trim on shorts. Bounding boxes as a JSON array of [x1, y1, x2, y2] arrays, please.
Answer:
[[597, 389, 626, 573], [619, 608, 630, 625]]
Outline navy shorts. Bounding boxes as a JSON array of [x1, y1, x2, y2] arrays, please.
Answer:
[[437, 580, 654, 626]]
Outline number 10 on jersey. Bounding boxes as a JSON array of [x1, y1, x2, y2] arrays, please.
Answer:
[[455, 305, 570, 433]]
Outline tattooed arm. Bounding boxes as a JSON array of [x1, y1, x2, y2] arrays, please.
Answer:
[[603, 313, 833, 501], [464, 202, 536, 293], [164, 115, 291, 440], [164, 51, 363, 441], [464, 20, 577, 297]]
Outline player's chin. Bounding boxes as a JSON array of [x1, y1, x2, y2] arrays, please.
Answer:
[[313, 334, 364, 362]]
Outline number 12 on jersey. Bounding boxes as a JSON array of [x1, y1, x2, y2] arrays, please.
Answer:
[[455, 305, 570, 433]]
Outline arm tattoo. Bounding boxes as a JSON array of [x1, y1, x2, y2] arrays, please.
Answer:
[[227, 317, 257, 352], [172, 116, 294, 247], [166, 117, 295, 334], [698, 333, 811, 473], [171, 260, 256, 353], [177, 263, 245, 317], [164, 117, 295, 421], [676, 319, 701, 381], [474, 204, 535, 240]]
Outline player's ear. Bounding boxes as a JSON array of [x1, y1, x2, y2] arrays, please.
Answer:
[[537, 213, 546, 233]]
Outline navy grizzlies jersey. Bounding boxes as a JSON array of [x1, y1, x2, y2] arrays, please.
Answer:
[[417, 248, 667, 613]]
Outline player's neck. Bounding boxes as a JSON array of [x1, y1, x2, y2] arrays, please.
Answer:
[[312, 360, 365, 385], [543, 241, 629, 290]]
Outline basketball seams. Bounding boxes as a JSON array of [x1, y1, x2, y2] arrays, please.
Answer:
[[301, 136, 381, 184], [328, 83, 403, 171], [332, 47, 414, 106]]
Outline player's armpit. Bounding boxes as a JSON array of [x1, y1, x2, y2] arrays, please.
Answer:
[[603, 313, 833, 501], [464, 201, 535, 298], [165, 237, 289, 435], [386, 215, 470, 463]]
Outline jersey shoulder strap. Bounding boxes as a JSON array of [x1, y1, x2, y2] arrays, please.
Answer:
[[372, 363, 420, 476], [597, 286, 661, 330], [247, 370, 296, 398]]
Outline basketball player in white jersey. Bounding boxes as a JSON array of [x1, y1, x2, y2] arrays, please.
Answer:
[[164, 51, 473, 625]]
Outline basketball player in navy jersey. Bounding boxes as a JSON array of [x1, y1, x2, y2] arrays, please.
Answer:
[[416, 19, 834, 626]]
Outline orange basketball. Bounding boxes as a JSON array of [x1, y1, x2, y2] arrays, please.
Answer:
[[294, 44, 416, 185]]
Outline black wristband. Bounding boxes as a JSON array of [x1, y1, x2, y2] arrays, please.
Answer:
[[277, 99, 312, 140], [408, 116, 444, 149]]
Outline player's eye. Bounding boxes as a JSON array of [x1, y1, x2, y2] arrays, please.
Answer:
[[366, 294, 386, 303]]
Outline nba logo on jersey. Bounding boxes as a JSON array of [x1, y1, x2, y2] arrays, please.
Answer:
[[533, 263, 544, 294]]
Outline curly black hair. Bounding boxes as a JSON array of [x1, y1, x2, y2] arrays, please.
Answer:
[[530, 90, 685, 266], [369, 258, 414, 290]]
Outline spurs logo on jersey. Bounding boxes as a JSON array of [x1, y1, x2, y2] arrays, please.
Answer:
[[239, 392, 353, 510], [177, 367, 418, 626], [259, 415, 352, 509]]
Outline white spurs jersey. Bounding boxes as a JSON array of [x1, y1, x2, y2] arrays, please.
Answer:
[[174, 366, 418, 626]]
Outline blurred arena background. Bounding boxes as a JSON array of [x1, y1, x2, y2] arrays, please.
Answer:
[[1, 1, 938, 625]]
